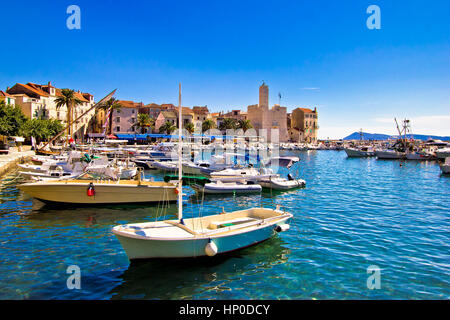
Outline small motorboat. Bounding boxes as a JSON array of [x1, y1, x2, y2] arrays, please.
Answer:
[[192, 180, 262, 194], [259, 174, 306, 190]]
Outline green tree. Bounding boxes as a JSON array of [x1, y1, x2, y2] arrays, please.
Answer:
[[219, 118, 237, 131], [201, 119, 216, 133], [97, 98, 122, 135], [20, 118, 64, 143], [237, 119, 253, 132], [159, 121, 176, 134], [54, 89, 83, 138], [0, 101, 27, 137], [184, 122, 195, 134], [135, 113, 154, 133]]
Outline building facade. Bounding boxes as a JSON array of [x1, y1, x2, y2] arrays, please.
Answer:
[[111, 100, 142, 134], [6, 82, 95, 138], [289, 107, 319, 143]]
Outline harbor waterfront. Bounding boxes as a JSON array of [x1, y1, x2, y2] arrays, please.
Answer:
[[0, 150, 448, 299]]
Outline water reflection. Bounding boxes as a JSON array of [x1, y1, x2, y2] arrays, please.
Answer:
[[109, 237, 291, 299]]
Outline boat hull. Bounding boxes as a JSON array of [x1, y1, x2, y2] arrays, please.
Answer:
[[440, 164, 450, 174], [259, 179, 305, 190], [18, 182, 177, 204], [375, 150, 405, 159], [114, 218, 288, 260], [344, 148, 375, 157]]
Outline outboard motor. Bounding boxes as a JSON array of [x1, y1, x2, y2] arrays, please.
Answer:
[[287, 173, 294, 181]]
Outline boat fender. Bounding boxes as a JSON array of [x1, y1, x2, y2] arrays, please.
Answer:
[[205, 239, 218, 257], [275, 224, 290, 232], [87, 182, 95, 197]]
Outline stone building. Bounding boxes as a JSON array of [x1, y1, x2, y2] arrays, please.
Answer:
[[289, 107, 319, 143], [246, 82, 288, 142]]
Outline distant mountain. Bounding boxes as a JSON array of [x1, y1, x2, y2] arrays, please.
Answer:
[[343, 132, 450, 141]]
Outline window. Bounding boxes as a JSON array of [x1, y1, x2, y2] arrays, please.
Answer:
[[116, 126, 120, 132], [132, 110, 135, 114], [116, 117, 120, 123], [117, 110, 120, 114]]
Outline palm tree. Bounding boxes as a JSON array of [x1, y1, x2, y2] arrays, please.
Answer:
[[185, 122, 195, 134], [201, 119, 216, 133], [135, 113, 154, 134], [219, 118, 237, 131], [159, 120, 176, 135], [97, 98, 122, 135], [54, 89, 83, 138], [237, 119, 253, 133]]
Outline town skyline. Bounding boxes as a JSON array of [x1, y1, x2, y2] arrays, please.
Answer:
[[1, 1, 449, 139]]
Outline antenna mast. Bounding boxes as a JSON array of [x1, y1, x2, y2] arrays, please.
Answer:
[[178, 83, 183, 222]]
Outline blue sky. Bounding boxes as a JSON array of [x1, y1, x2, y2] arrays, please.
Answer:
[[1, 0, 449, 138]]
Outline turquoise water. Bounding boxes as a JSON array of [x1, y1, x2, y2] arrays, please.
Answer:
[[0, 150, 449, 299]]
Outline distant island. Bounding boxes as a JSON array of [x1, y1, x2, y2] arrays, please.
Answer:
[[343, 132, 450, 141]]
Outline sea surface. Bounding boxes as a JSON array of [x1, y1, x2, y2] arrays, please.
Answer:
[[0, 150, 449, 299]]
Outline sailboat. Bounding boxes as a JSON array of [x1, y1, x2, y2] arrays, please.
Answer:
[[112, 84, 293, 260]]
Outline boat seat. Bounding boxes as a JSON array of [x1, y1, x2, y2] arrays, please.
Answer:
[[208, 217, 257, 230]]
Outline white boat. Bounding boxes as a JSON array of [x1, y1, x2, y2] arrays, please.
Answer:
[[182, 160, 211, 175], [112, 84, 292, 260], [440, 157, 450, 174], [151, 161, 179, 172], [344, 146, 375, 157], [259, 175, 306, 190], [209, 167, 260, 179], [192, 180, 262, 194]]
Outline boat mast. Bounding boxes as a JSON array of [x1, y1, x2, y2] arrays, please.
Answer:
[[178, 83, 183, 222]]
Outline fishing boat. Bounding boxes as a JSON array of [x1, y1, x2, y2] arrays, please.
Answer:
[[344, 146, 375, 157], [18, 171, 177, 205], [405, 150, 436, 161], [112, 84, 292, 260], [192, 180, 262, 194]]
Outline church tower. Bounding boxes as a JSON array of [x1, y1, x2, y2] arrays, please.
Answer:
[[259, 81, 269, 110]]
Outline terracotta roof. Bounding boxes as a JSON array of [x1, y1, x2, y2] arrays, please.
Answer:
[[192, 106, 209, 114], [7, 82, 94, 102], [53, 88, 90, 102], [117, 100, 141, 108], [173, 106, 193, 114], [160, 111, 177, 118], [7, 83, 49, 98], [0, 91, 13, 98], [296, 107, 315, 113]]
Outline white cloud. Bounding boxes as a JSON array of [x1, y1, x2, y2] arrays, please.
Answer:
[[301, 87, 320, 91]]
